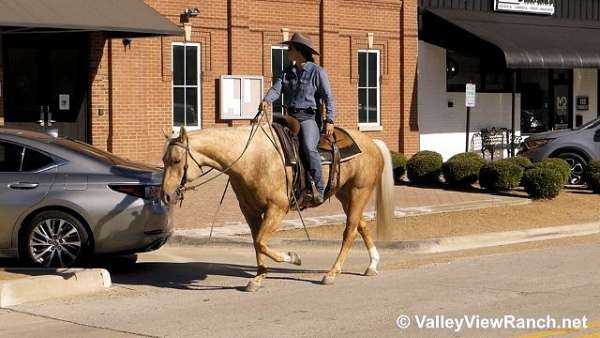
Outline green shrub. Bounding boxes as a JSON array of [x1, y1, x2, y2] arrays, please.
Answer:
[[442, 152, 485, 187], [479, 160, 524, 191], [527, 158, 570, 184], [584, 160, 600, 188], [406, 150, 443, 185], [390, 151, 408, 183], [586, 172, 600, 193], [503, 156, 533, 169], [542, 158, 571, 183], [523, 167, 564, 199]]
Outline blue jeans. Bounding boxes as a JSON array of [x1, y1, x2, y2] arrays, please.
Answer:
[[298, 119, 324, 197]]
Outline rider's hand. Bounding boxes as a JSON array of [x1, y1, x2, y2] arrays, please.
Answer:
[[325, 121, 334, 137], [259, 100, 268, 112]]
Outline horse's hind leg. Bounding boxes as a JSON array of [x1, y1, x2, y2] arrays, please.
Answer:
[[323, 186, 373, 285], [337, 189, 380, 277], [245, 206, 301, 292], [358, 220, 380, 276]]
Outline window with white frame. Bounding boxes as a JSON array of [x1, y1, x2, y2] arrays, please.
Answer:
[[271, 46, 292, 115], [358, 50, 380, 125], [172, 43, 201, 129]]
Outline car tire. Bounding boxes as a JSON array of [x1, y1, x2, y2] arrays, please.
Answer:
[[556, 152, 587, 186], [19, 210, 91, 267]]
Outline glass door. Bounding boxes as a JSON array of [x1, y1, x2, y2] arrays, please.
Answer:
[[3, 34, 88, 141], [551, 70, 572, 130]]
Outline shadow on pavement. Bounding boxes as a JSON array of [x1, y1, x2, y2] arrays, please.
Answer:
[[103, 261, 331, 291]]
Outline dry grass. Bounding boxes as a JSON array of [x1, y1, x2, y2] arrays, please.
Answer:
[[272, 188, 600, 241]]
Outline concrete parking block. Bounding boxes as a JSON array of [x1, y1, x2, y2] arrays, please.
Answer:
[[0, 268, 111, 308]]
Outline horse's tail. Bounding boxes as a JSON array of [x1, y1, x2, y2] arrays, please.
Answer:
[[372, 140, 394, 241]]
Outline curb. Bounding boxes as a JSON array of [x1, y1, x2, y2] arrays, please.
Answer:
[[169, 222, 600, 255], [0, 268, 111, 308]]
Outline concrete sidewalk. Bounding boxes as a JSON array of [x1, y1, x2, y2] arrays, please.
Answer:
[[171, 175, 529, 233]]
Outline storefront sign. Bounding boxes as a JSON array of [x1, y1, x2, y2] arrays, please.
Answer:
[[494, 0, 555, 15], [576, 96, 589, 111], [465, 83, 476, 108]]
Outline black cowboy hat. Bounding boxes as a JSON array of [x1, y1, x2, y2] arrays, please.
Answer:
[[281, 32, 319, 55]]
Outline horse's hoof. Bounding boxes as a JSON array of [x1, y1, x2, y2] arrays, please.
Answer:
[[364, 267, 378, 276], [288, 251, 302, 266], [244, 280, 261, 292], [321, 275, 336, 285]]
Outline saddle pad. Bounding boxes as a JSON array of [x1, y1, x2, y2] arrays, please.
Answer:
[[319, 127, 362, 164]]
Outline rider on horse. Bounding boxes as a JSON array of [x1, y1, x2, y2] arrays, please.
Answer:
[[260, 32, 336, 206]]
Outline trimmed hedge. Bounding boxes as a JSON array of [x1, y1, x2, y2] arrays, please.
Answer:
[[542, 158, 571, 183], [407, 150, 443, 185], [479, 160, 524, 191], [390, 151, 408, 183], [587, 172, 600, 193], [523, 167, 564, 199], [442, 152, 485, 187], [584, 160, 600, 193], [503, 156, 533, 170], [529, 158, 570, 184], [584, 160, 600, 191]]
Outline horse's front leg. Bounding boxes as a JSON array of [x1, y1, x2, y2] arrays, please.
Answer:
[[245, 206, 301, 292], [323, 186, 373, 285]]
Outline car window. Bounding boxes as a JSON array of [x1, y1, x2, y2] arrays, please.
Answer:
[[22, 148, 54, 172], [52, 138, 129, 165], [576, 117, 600, 130], [0, 141, 24, 172]]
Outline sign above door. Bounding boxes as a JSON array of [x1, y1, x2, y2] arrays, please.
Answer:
[[494, 0, 555, 15]]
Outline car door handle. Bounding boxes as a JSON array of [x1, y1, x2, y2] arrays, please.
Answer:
[[9, 182, 40, 190]]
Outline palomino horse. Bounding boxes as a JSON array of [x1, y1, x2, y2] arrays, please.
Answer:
[[161, 119, 393, 292]]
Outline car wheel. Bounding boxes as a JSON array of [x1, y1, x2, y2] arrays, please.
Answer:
[[19, 211, 90, 267], [557, 153, 587, 186]]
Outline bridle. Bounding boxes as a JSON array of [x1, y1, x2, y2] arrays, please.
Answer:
[[165, 111, 264, 206]]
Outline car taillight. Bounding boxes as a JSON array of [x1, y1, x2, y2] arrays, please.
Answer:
[[109, 184, 161, 200]]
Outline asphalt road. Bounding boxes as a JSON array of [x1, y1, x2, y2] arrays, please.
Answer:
[[2, 236, 600, 338]]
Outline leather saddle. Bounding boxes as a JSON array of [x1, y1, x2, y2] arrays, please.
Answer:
[[271, 114, 362, 209]]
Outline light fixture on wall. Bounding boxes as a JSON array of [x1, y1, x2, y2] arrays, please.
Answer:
[[184, 8, 200, 18], [180, 8, 199, 42], [122, 38, 132, 48], [281, 28, 289, 42], [367, 33, 374, 49]]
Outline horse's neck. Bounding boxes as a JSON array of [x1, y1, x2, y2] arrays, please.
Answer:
[[187, 127, 259, 172]]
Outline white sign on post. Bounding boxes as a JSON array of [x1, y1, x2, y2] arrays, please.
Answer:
[[465, 83, 476, 108]]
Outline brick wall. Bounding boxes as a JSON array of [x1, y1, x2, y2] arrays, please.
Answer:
[[87, 0, 420, 163]]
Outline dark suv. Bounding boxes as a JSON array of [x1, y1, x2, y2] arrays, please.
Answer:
[[519, 118, 600, 185]]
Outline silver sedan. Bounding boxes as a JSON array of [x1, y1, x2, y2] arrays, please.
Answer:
[[0, 128, 172, 267]]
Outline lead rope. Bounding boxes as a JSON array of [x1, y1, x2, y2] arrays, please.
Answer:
[[208, 178, 230, 241]]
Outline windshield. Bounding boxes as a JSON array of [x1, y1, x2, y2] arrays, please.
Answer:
[[575, 117, 600, 130]]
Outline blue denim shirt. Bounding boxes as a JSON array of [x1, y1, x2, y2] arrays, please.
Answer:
[[264, 62, 336, 122]]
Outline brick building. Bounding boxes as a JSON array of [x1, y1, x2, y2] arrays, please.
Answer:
[[0, 0, 418, 164]]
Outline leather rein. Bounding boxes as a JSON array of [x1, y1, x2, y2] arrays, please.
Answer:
[[166, 112, 263, 205]]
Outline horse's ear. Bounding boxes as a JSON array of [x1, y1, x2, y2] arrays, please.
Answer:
[[180, 127, 188, 141], [162, 128, 172, 139]]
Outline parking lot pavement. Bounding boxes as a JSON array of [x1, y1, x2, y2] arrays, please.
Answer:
[[2, 236, 600, 337]]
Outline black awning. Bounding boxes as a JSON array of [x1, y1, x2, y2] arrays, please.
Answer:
[[0, 0, 182, 36], [421, 8, 600, 69]]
